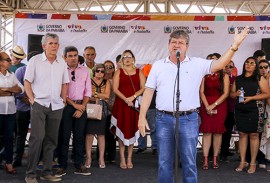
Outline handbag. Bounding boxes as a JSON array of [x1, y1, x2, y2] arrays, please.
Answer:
[[125, 69, 140, 112], [86, 103, 103, 120]]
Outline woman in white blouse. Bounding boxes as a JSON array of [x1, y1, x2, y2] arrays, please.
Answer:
[[0, 52, 24, 174]]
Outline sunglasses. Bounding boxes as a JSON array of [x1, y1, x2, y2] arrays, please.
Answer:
[[225, 65, 234, 69], [123, 55, 132, 59], [259, 65, 269, 69], [96, 69, 105, 73], [2, 58, 11, 63], [71, 70, 75, 81], [105, 65, 114, 70], [245, 61, 256, 66]]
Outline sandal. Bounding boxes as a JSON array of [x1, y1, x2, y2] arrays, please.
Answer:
[[99, 159, 106, 169], [247, 163, 256, 174], [120, 157, 127, 169], [84, 158, 92, 169], [127, 158, 133, 169], [5, 164, 16, 174], [213, 156, 219, 169], [202, 156, 209, 170], [235, 162, 248, 172]]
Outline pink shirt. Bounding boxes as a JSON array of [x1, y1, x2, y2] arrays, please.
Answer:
[[67, 65, 92, 100]]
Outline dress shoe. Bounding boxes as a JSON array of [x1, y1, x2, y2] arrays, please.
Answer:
[[12, 161, 22, 167], [152, 149, 157, 155], [135, 148, 146, 154]]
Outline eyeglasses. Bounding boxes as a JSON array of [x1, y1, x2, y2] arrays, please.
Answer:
[[96, 69, 105, 73], [123, 56, 132, 59], [71, 70, 75, 81], [2, 58, 11, 62], [225, 65, 234, 69], [105, 65, 114, 70], [245, 61, 256, 66], [14, 57, 22, 61], [259, 65, 269, 69]]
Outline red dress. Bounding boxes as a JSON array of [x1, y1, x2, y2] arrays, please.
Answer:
[[199, 73, 227, 133], [111, 68, 140, 146]]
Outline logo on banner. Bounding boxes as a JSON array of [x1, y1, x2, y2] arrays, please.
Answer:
[[228, 26, 257, 34], [259, 26, 270, 34], [130, 25, 150, 33], [164, 26, 191, 34], [36, 24, 65, 32], [37, 24, 45, 32], [101, 25, 108, 33], [194, 26, 214, 34], [101, 25, 128, 33], [67, 24, 87, 33]]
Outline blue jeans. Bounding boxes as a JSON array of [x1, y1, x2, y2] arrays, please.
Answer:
[[156, 111, 199, 183], [138, 109, 157, 150]]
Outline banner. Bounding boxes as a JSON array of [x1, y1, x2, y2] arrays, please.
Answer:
[[14, 13, 270, 73]]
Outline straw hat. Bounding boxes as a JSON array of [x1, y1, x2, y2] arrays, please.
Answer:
[[10, 45, 26, 59]]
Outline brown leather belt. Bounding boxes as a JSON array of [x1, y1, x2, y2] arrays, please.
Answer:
[[157, 109, 197, 116]]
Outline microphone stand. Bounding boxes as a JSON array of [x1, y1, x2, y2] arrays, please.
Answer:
[[174, 52, 181, 183]]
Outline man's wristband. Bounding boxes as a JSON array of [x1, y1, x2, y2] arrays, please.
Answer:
[[133, 94, 137, 99]]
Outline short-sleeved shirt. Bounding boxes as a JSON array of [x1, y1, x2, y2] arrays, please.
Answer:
[[24, 52, 69, 111], [146, 56, 213, 111], [0, 71, 24, 114], [9, 63, 25, 73]]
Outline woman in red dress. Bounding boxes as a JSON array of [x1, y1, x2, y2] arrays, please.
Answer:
[[111, 50, 146, 169], [199, 68, 229, 170]]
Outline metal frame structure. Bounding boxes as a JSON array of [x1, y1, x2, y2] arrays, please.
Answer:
[[1, 0, 270, 50]]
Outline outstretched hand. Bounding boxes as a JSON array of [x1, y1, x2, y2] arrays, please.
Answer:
[[233, 26, 249, 48]]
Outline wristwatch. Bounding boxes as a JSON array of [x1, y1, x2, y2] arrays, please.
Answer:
[[230, 45, 238, 52], [214, 102, 218, 106]]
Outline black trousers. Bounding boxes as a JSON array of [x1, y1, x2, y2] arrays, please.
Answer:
[[105, 115, 116, 162], [14, 110, 31, 163], [220, 112, 235, 157], [58, 104, 87, 169]]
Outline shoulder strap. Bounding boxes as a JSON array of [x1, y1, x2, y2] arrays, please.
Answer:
[[124, 69, 136, 93]]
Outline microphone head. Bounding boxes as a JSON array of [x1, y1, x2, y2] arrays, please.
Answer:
[[176, 50, 181, 58]]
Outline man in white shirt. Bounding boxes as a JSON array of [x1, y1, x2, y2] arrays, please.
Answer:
[[138, 27, 250, 183], [24, 33, 69, 183]]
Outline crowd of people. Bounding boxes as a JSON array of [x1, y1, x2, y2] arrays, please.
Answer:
[[0, 27, 270, 183]]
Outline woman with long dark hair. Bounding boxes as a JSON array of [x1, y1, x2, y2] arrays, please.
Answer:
[[199, 53, 230, 169], [231, 57, 270, 173]]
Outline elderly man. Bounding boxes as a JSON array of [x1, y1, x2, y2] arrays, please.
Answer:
[[55, 46, 91, 177], [83, 46, 96, 78], [24, 33, 69, 183], [138, 27, 249, 183]]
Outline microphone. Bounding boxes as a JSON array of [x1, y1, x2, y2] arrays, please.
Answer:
[[176, 50, 180, 59]]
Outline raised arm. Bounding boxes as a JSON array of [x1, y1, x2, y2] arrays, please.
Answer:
[[211, 26, 249, 73]]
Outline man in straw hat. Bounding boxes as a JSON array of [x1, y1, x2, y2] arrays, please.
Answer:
[[9, 45, 26, 73]]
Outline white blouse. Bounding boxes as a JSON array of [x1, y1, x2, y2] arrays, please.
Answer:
[[0, 71, 24, 114]]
